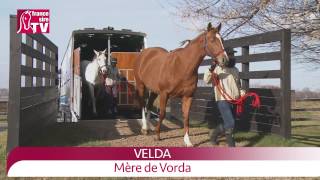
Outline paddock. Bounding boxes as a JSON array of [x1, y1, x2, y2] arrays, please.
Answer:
[[7, 14, 293, 152]]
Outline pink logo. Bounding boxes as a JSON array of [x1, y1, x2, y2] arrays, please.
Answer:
[[17, 9, 50, 34]]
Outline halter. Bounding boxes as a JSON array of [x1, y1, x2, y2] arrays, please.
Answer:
[[95, 59, 107, 75], [204, 34, 226, 58]]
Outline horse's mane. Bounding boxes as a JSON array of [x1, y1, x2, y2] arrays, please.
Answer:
[[170, 32, 205, 53], [180, 40, 191, 47]]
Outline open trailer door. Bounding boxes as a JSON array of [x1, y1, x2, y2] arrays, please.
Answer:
[[7, 15, 59, 152], [71, 48, 81, 120]]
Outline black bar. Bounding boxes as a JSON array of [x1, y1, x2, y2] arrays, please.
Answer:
[[280, 29, 291, 138], [241, 46, 250, 90], [224, 30, 282, 48], [239, 70, 281, 79]]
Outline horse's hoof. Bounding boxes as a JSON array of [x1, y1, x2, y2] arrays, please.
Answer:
[[140, 129, 149, 135]]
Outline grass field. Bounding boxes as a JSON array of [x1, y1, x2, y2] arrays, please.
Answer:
[[291, 100, 320, 146]]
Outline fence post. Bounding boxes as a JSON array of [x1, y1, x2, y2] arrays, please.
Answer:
[[241, 46, 249, 91], [280, 29, 291, 138], [7, 15, 22, 152]]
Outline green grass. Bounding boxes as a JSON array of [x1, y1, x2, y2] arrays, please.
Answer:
[[235, 131, 306, 147], [0, 115, 7, 121], [290, 100, 320, 146], [293, 100, 320, 108], [0, 130, 7, 177], [291, 120, 320, 146]]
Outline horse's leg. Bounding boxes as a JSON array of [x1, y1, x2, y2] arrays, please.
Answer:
[[136, 82, 148, 135], [155, 93, 168, 141], [182, 96, 193, 147], [88, 83, 97, 116], [146, 92, 158, 121]]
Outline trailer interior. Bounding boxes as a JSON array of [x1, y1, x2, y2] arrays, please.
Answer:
[[73, 30, 145, 119]]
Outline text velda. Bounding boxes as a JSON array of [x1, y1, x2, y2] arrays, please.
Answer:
[[114, 148, 191, 173], [134, 148, 171, 159]]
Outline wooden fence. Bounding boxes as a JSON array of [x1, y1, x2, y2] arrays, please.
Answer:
[[7, 15, 59, 152], [171, 29, 291, 138], [292, 98, 320, 121], [0, 97, 8, 115]]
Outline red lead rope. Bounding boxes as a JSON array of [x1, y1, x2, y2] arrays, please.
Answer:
[[212, 73, 261, 116]]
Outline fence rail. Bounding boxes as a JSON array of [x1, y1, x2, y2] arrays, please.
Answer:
[[296, 98, 320, 102], [291, 98, 320, 121], [292, 108, 320, 112]]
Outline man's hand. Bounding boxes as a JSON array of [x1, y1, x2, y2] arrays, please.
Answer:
[[240, 89, 246, 96], [209, 62, 217, 72]]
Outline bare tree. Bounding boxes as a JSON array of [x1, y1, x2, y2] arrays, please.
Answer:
[[166, 0, 320, 67]]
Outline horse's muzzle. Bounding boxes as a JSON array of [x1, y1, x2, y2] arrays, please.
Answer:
[[222, 57, 229, 65], [101, 68, 108, 74], [216, 55, 229, 67]]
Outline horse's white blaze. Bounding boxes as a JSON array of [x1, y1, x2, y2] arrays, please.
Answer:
[[215, 33, 222, 43], [184, 132, 193, 147], [215, 33, 225, 52], [141, 107, 148, 130], [215, 33, 228, 62]]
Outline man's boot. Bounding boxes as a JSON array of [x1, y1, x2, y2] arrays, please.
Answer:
[[225, 128, 235, 147], [112, 97, 118, 114], [210, 124, 224, 145]]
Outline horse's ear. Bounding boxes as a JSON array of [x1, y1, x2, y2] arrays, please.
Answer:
[[207, 22, 212, 31], [102, 49, 107, 54], [93, 49, 99, 56], [216, 23, 222, 32]]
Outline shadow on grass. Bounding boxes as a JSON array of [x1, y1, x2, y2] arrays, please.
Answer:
[[26, 117, 188, 147], [234, 131, 267, 147], [27, 122, 111, 146], [28, 120, 136, 147], [234, 131, 308, 147]]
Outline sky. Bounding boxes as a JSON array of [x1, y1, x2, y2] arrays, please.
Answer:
[[0, 0, 319, 90]]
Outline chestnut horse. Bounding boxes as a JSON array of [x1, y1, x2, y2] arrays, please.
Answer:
[[134, 23, 229, 147]]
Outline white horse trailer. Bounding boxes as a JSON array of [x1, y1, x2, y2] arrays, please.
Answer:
[[60, 28, 146, 122]]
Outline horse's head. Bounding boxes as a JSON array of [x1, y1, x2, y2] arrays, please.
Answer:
[[93, 49, 107, 74], [204, 23, 229, 67], [22, 11, 32, 30], [17, 10, 32, 33]]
